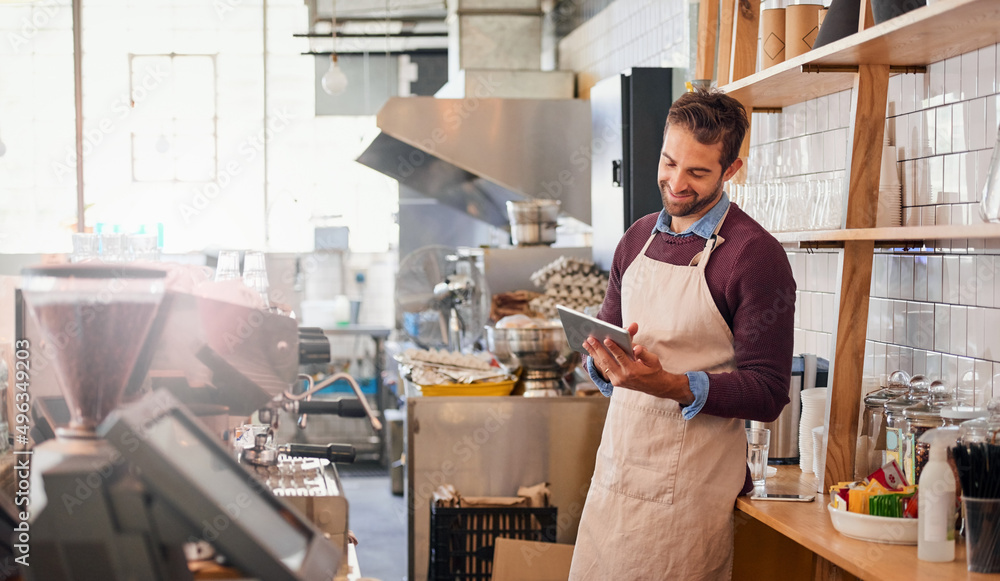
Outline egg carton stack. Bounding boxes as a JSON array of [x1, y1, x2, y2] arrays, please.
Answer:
[[403, 348, 493, 370], [398, 348, 505, 385], [528, 256, 608, 319]]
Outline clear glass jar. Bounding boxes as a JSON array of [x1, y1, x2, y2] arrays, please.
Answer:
[[941, 406, 989, 428], [883, 374, 930, 470], [888, 370, 913, 392], [856, 387, 900, 479], [903, 382, 955, 484], [957, 398, 1000, 444]]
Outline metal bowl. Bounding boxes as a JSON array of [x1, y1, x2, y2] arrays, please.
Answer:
[[484, 325, 571, 371]]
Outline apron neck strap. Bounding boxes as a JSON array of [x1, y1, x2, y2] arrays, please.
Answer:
[[648, 202, 732, 268], [690, 203, 731, 269]]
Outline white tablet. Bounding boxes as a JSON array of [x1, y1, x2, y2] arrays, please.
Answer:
[[556, 305, 633, 359]]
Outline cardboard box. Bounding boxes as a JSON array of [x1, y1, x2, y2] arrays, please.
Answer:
[[491, 538, 574, 581]]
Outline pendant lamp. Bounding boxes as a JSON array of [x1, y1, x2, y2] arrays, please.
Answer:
[[321, 0, 348, 96]]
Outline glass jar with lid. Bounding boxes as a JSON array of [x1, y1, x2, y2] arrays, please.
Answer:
[[903, 380, 956, 484], [941, 405, 989, 428], [957, 398, 1000, 444], [883, 373, 929, 470], [855, 386, 902, 479]]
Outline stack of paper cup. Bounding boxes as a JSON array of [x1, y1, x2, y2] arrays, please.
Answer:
[[799, 388, 828, 473], [877, 137, 902, 227], [812, 425, 827, 476]]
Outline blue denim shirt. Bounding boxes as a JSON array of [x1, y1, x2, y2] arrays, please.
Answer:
[[585, 194, 730, 420]]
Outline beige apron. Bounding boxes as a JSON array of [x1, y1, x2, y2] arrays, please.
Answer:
[[569, 207, 747, 580]]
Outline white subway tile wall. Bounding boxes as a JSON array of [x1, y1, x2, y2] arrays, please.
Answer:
[[557, 3, 1000, 403], [794, 237, 1000, 404], [784, 42, 1000, 403], [557, 0, 688, 96]]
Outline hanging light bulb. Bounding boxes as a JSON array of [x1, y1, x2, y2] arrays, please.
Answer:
[[321, 0, 347, 97], [322, 53, 348, 96], [155, 134, 170, 154]]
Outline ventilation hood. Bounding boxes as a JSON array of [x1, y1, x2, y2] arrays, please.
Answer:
[[357, 96, 592, 227]]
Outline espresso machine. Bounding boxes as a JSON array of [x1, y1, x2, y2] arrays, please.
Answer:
[[18, 264, 358, 581]]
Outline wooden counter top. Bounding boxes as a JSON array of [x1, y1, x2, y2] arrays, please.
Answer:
[[735, 466, 994, 580]]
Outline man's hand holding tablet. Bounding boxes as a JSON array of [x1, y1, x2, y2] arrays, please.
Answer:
[[556, 305, 634, 360]]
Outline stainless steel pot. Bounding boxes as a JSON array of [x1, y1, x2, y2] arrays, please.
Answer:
[[510, 222, 557, 246], [506, 200, 560, 246]]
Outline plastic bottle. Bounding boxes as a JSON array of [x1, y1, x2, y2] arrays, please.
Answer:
[[917, 428, 958, 562], [332, 295, 351, 327]]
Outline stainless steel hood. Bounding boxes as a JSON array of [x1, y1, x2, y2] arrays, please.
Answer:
[[357, 96, 592, 227]]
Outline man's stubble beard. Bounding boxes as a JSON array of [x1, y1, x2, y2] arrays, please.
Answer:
[[659, 174, 725, 218]]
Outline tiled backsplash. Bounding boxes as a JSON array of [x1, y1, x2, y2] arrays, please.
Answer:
[[787, 250, 838, 363], [792, 247, 1000, 406], [774, 42, 1000, 406], [557, 0, 688, 97], [863, 251, 1000, 405], [892, 46, 1000, 226]]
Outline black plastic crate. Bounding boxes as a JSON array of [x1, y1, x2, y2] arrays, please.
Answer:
[[429, 505, 559, 580]]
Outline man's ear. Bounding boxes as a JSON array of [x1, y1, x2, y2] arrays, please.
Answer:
[[722, 157, 744, 182]]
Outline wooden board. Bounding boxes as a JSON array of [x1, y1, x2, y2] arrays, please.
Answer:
[[736, 466, 996, 580], [696, 0, 719, 80], [824, 64, 886, 488], [730, 0, 760, 185], [844, 64, 889, 230], [825, 240, 875, 490], [730, 0, 760, 84], [720, 0, 1000, 109], [734, 511, 814, 579], [717, 0, 736, 85], [860, 0, 875, 31]]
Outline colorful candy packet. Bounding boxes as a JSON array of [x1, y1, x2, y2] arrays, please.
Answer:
[[828, 460, 915, 515]]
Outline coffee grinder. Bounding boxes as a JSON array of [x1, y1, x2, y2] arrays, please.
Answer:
[[20, 264, 343, 581], [20, 264, 182, 579]]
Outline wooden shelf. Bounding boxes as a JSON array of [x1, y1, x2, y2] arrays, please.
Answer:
[[720, 0, 1000, 110], [736, 466, 992, 581], [771, 223, 1000, 245], [725, 2, 1000, 579]]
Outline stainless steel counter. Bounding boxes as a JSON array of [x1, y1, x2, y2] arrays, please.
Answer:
[[406, 396, 609, 581]]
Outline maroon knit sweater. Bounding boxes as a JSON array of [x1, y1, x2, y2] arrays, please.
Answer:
[[598, 202, 796, 423]]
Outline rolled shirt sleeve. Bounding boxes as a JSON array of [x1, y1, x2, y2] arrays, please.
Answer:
[[586, 356, 614, 397], [681, 371, 709, 419]]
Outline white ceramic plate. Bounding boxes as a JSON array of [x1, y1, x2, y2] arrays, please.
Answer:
[[826, 504, 917, 545]]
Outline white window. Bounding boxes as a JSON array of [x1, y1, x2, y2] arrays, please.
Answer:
[[130, 54, 218, 183]]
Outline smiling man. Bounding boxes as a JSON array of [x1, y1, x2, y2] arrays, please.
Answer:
[[569, 88, 797, 580]]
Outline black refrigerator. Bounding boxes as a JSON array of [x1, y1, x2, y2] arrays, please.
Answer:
[[590, 68, 682, 271]]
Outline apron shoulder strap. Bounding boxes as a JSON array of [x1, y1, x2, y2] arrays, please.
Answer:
[[688, 235, 725, 268], [639, 232, 657, 256], [688, 204, 731, 269]]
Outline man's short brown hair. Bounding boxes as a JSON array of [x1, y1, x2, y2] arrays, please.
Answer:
[[664, 88, 749, 170]]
